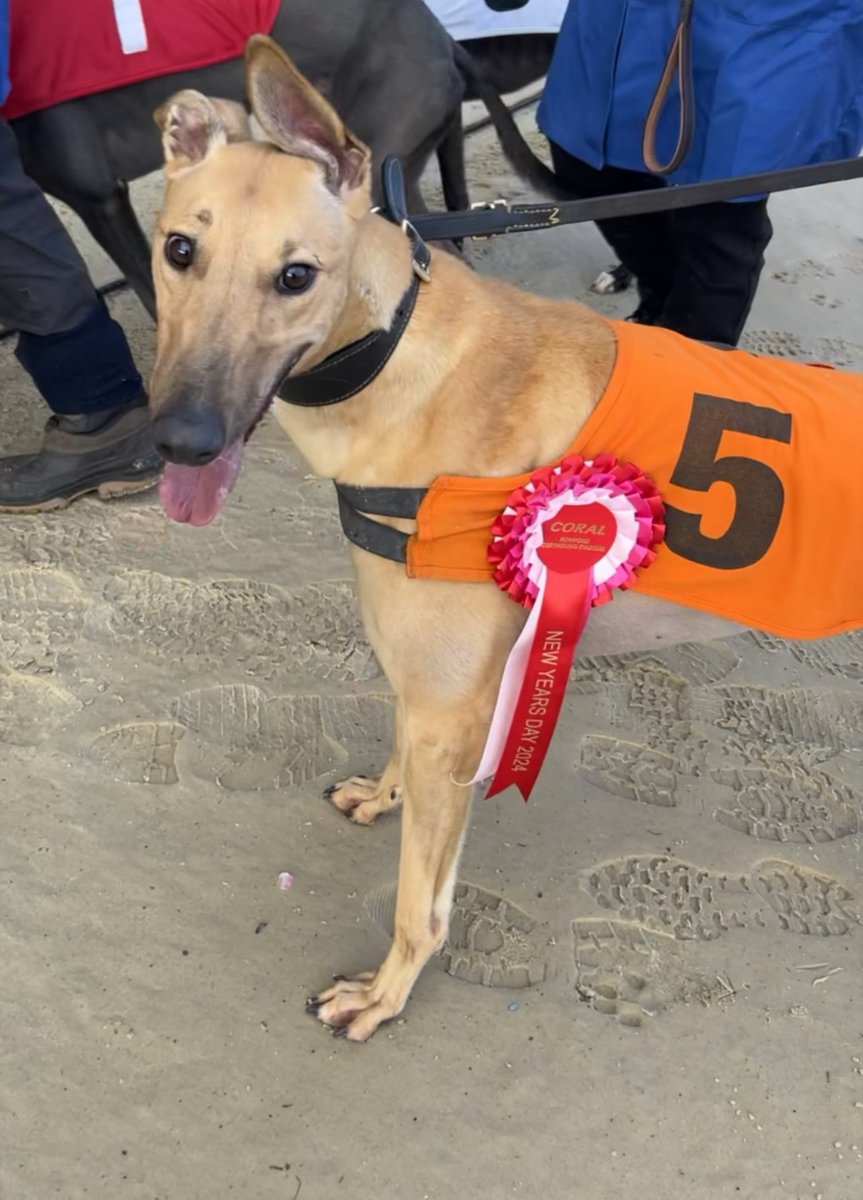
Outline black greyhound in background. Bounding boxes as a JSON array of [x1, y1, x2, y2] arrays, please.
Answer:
[[9, 0, 559, 319]]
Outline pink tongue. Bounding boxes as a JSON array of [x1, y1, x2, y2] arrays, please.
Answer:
[[159, 439, 244, 526]]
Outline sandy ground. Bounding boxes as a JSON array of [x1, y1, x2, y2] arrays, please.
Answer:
[[1, 111, 862, 1200]]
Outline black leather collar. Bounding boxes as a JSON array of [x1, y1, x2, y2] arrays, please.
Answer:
[[276, 158, 431, 409]]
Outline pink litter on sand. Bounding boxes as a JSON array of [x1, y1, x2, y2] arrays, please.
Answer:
[[278, 872, 294, 892]]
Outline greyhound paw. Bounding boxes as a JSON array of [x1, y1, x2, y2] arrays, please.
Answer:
[[306, 971, 402, 1042], [324, 774, 402, 825]]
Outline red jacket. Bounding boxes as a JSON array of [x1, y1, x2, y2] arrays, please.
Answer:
[[1, 0, 279, 120]]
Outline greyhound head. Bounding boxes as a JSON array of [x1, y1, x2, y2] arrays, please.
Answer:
[[150, 36, 374, 525]]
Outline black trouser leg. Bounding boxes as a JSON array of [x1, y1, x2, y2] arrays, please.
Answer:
[[0, 118, 143, 415], [661, 199, 773, 346], [548, 140, 675, 315]]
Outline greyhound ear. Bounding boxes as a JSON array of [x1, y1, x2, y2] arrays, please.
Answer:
[[155, 91, 251, 173], [245, 35, 370, 193]]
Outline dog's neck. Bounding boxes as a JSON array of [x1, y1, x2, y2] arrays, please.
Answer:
[[309, 213, 416, 368], [273, 211, 436, 477], [273, 209, 617, 489]]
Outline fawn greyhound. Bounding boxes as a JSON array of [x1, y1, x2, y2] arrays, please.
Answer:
[[149, 38, 861, 1039]]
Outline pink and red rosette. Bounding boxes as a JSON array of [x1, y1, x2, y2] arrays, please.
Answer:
[[489, 453, 665, 611], [471, 454, 665, 799]]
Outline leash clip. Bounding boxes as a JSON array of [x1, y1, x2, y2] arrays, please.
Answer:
[[468, 198, 510, 241], [401, 219, 432, 283]]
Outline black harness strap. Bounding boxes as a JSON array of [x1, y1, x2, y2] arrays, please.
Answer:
[[335, 483, 425, 564], [336, 483, 427, 517]]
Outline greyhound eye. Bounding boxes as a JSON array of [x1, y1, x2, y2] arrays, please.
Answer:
[[165, 234, 195, 270], [276, 263, 316, 295]]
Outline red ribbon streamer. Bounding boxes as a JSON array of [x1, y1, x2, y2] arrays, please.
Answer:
[[486, 501, 617, 801], [486, 567, 593, 801]]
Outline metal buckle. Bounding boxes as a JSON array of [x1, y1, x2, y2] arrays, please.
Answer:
[[401, 219, 432, 283], [468, 198, 510, 241]]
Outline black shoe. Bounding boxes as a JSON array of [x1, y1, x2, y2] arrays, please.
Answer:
[[0, 395, 162, 512], [624, 286, 667, 326], [625, 301, 661, 325]]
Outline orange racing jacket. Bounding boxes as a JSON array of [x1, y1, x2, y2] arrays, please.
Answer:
[[404, 319, 862, 641]]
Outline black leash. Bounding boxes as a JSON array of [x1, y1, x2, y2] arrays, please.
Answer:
[[409, 154, 863, 244]]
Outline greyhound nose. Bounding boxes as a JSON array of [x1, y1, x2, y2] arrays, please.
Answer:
[[152, 409, 227, 466]]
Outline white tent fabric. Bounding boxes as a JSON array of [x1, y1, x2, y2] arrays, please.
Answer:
[[423, 0, 567, 41]]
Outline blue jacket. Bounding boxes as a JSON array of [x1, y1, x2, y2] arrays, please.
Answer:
[[538, 0, 863, 184], [0, 0, 8, 107]]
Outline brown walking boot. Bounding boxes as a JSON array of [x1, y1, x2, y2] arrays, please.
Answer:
[[0, 395, 162, 512]]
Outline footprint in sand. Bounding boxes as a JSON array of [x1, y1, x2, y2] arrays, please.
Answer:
[[594, 663, 709, 771], [88, 722, 186, 785], [599, 664, 694, 735], [169, 683, 393, 791], [739, 329, 807, 359], [580, 735, 680, 808], [747, 629, 863, 682], [363, 878, 724, 1026], [361, 852, 858, 1027], [580, 737, 863, 845], [579, 677, 863, 843], [170, 683, 330, 790], [87, 684, 394, 791], [710, 760, 861, 844], [363, 881, 549, 988], [570, 640, 739, 696], [572, 918, 723, 1027], [592, 674, 861, 768], [96, 570, 293, 667], [287, 581, 379, 682], [573, 851, 859, 1024], [814, 336, 863, 370], [692, 684, 862, 766], [0, 567, 88, 672], [580, 854, 861, 940], [95, 570, 377, 682], [0, 670, 79, 745]]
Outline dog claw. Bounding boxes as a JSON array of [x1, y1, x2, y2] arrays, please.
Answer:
[[322, 784, 336, 799], [332, 973, 346, 982], [332, 1026, 349, 1039], [305, 997, 322, 1014]]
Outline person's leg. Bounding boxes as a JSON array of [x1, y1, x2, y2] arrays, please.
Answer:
[[548, 140, 676, 320], [0, 118, 160, 511], [659, 199, 773, 345]]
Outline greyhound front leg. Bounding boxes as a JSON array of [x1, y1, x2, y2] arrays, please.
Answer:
[[324, 705, 404, 825], [308, 707, 480, 1041]]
